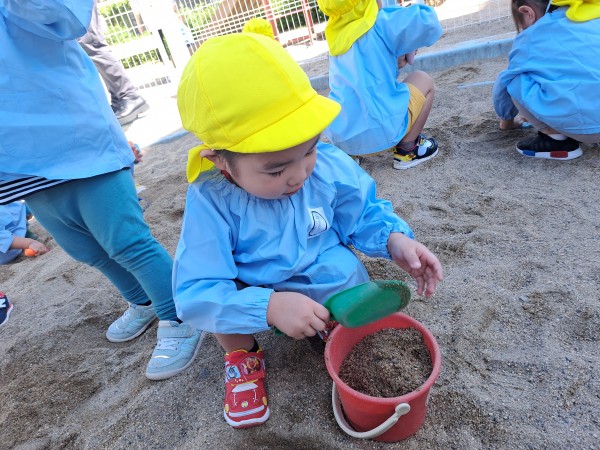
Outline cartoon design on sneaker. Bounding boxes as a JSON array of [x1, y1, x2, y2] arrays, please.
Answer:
[[393, 134, 439, 170], [224, 348, 270, 428], [0, 292, 13, 327]]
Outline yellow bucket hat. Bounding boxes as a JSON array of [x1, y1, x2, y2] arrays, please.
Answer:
[[242, 18, 275, 39], [177, 33, 341, 182], [552, 0, 600, 21], [317, 0, 378, 56]]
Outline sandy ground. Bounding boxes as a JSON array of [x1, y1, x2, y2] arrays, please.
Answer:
[[2, 36, 600, 450]]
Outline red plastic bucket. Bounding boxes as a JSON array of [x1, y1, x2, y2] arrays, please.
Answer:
[[324, 312, 441, 442]]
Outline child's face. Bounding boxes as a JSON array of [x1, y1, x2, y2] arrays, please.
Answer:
[[222, 135, 319, 200]]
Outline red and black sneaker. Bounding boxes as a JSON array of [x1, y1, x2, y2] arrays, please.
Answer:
[[0, 292, 12, 327], [223, 348, 269, 428], [516, 132, 582, 160]]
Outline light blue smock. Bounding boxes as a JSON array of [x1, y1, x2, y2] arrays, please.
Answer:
[[325, 5, 442, 155], [493, 7, 600, 135], [0, 0, 133, 182], [173, 143, 414, 335], [0, 200, 26, 264]]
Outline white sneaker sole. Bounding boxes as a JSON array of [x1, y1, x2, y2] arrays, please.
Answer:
[[393, 148, 439, 170], [516, 146, 582, 160]]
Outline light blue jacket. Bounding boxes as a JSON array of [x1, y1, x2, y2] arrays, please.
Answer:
[[325, 5, 442, 155], [493, 8, 600, 134], [0, 201, 26, 264], [0, 0, 133, 182], [173, 143, 413, 335]]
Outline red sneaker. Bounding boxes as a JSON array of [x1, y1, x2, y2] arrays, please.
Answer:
[[223, 348, 269, 428]]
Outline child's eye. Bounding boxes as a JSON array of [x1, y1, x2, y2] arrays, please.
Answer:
[[269, 170, 284, 177]]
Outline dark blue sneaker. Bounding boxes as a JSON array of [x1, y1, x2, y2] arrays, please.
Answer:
[[0, 292, 13, 327]]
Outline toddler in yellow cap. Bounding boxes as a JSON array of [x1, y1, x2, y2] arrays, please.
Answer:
[[317, 0, 442, 169], [173, 31, 443, 429]]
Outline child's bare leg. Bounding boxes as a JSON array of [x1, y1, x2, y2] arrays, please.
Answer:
[[215, 333, 256, 352], [398, 71, 434, 146]]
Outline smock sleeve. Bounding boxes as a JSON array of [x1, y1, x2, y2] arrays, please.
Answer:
[[377, 4, 442, 56], [317, 144, 414, 259], [172, 181, 274, 335], [0, 0, 92, 40], [492, 33, 532, 120]]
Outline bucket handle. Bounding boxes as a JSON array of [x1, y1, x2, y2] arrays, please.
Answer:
[[331, 383, 411, 439]]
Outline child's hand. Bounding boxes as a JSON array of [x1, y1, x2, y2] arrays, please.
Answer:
[[398, 50, 417, 69], [266, 291, 330, 339], [387, 233, 443, 298], [24, 240, 49, 257], [129, 141, 143, 164]]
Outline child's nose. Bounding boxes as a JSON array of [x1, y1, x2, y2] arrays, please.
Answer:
[[288, 164, 308, 186]]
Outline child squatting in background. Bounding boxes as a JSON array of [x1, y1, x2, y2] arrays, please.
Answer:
[[173, 32, 444, 429], [318, 0, 443, 169], [0, 200, 48, 264], [493, 0, 600, 160]]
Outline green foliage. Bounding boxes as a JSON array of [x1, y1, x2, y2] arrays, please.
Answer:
[[99, 0, 148, 45], [178, 3, 219, 40]]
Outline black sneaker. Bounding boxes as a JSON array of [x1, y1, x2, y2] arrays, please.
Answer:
[[0, 292, 13, 327], [393, 134, 439, 170], [516, 132, 582, 160]]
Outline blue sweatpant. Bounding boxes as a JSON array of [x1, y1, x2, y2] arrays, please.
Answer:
[[26, 169, 177, 320]]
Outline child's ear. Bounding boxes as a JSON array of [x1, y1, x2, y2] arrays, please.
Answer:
[[517, 5, 538, 28], [200, 149, 227, 170]]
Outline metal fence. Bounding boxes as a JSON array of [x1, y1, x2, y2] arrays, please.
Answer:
[[97, 0, 511, 89]]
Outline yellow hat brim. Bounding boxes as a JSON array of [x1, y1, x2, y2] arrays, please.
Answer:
[[186, 93, 341, 182]]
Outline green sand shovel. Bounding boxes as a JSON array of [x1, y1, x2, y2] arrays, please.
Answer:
[[274, 280, 412, 335]]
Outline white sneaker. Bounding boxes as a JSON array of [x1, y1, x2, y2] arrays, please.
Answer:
[[145, 321, 205, 381], [106, 303, 156, 343]]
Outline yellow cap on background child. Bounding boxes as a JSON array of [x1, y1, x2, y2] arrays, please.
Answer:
[[177, 33, 341, 182], [317, 0, 378, 56], [242, 18, 275, 39], [551, 0, 600, 21]]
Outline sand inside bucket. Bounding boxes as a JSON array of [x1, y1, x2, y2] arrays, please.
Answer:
[[339, 327, 432, 398]]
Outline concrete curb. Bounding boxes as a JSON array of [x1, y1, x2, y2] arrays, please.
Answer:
[[147, 36, 515, 147], [309, 36, 514, 91]]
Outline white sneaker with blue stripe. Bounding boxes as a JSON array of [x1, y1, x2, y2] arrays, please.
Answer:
[[146, 320, 205, 380]]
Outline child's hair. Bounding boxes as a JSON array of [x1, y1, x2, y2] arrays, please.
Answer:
[[511, 0, 557, 31], [215, 149, 243, 174]]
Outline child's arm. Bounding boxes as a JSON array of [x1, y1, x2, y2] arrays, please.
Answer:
[[266, 291, 330, 340], [10, 236, 48, 256], [1, 0, 93, 41], [378, 5, 442, 59], [387, 232, 443, 298]]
